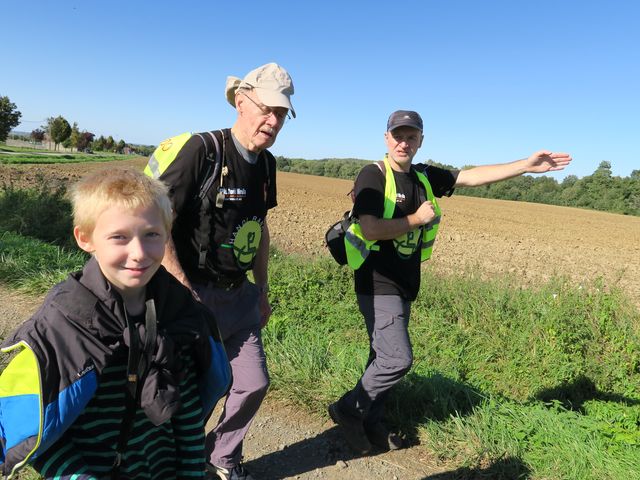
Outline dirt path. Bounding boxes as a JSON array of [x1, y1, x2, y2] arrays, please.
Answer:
[[237, 400, 448, 480]]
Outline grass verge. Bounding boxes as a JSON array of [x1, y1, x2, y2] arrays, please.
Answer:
[[0, 232, 86, 293], [1, 240, 638, 479], [264, 252, 640, 479], [0, 153, 134, 164]]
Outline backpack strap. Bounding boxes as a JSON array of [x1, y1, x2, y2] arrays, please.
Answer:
[[192, 131, 225, 271], [190, 130, 272, 274], [193, 131, 223, 201], [111, 300, 157, 479]]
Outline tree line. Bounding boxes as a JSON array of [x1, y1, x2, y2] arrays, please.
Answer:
[[4, 94, 638, 216], [454, 160, 640, 216], [1, 95, 155, 156], [276, 156, 640, 217], [276, 156, 369, 180]]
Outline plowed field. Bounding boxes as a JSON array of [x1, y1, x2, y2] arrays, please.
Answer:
[[2, 159, 639, 305]]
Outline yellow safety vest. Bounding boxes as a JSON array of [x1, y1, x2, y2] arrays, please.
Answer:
[[144, 132, 193, 179], [344, 156, 442, 270]]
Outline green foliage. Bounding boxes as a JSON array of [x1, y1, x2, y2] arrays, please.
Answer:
[[0, 151, 138, 164], [264, 252, 366, 408], [0, 231, 86, 293], [425, 397, 640, 479], [129, 143, 155, 156], [105, 135, 115, 151], [48, 115, 72, 150], [0, 178, 75, 248], [456, 162, 640, 216], [0, 95, 22, 142], [263, 253, 640, 478], [2, 198, 639, 478], [411, 271, 640, 400], [275, 156, 371, 180], [116, 139, 126, 154]]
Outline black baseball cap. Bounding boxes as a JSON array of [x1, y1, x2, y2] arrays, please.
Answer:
[[387, 110, 423, 132]]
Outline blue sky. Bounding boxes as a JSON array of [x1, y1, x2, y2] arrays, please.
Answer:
[[3, 0, 638, 179]]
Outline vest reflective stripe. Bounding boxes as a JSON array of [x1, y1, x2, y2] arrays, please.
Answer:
[[414, 168, 442, 261], [145, 153, 161, 178], [344, 224, 375, 265], [143, 132, 193, 179], [382, 160, 396, 219], [345, 157, 442, 270]]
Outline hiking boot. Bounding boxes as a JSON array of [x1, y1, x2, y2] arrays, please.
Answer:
[[328, 401, 372, 454], [364, 422, 403, 450], [206, 462, 255, 480]]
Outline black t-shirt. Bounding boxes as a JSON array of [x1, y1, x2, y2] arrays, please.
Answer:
[[159, 129, 277, 282], [353, 161, 458, 300]]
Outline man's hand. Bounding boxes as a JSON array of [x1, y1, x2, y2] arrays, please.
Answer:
[[413, 200, 437, 226], [524, 150, 573, 173]]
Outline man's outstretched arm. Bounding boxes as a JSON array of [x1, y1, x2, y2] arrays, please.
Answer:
[[455, 150, 572, 187]]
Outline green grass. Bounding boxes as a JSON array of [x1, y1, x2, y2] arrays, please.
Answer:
[[0, 144, 142, 164], [0, 231, 86, 293], [0, 181, 75, 248], [1, 232, 638, 478], [0, 152, 136, 164], [263, 253, 640, 479], [0, 145, 41, 153]]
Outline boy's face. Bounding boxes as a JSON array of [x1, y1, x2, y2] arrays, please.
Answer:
[[74, 204, 167, 301]]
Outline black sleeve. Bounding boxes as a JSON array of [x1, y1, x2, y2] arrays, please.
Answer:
[[414, 164, 459, 197], [265, 153, 277, 210], [353, 164, 385, 218], [158, 136, 207, 218]]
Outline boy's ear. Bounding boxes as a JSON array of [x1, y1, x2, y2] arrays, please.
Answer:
[[74, 226, 94, 253]]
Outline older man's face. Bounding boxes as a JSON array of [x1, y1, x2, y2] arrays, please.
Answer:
[[236, 90, 288, 152]]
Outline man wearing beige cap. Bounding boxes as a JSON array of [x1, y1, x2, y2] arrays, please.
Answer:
[[145, 62, 295, 480]]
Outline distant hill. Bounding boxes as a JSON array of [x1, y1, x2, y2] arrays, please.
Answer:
[[9, 130, 30, 137]]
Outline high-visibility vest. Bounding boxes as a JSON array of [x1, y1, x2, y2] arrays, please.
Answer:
[[144, 131, 224, 272], [344, 156, 442, 270], [144, 132, 193, 179]]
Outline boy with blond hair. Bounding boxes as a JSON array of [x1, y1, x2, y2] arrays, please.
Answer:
[[0, 168, 230, 479]]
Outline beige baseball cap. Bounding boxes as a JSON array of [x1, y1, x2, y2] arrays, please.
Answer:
[[225, 62, 296, 118]]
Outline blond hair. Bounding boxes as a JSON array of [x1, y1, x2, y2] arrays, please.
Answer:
[[71, 168, 172, 235]]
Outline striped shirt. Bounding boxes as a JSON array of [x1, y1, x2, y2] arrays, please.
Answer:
[[33, 346, 206, 479]]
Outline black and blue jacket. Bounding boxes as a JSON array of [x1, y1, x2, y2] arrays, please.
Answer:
[[0, 258, 231, 479]]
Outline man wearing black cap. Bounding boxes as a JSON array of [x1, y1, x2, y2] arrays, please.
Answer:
[[328, 110, 572, 454]]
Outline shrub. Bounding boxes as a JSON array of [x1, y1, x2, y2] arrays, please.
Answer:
[[0, 176, 75, 248]]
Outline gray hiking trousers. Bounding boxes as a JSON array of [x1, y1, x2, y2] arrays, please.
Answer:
[[194, 279, 269, 469], [339, 294, 413, 425]]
